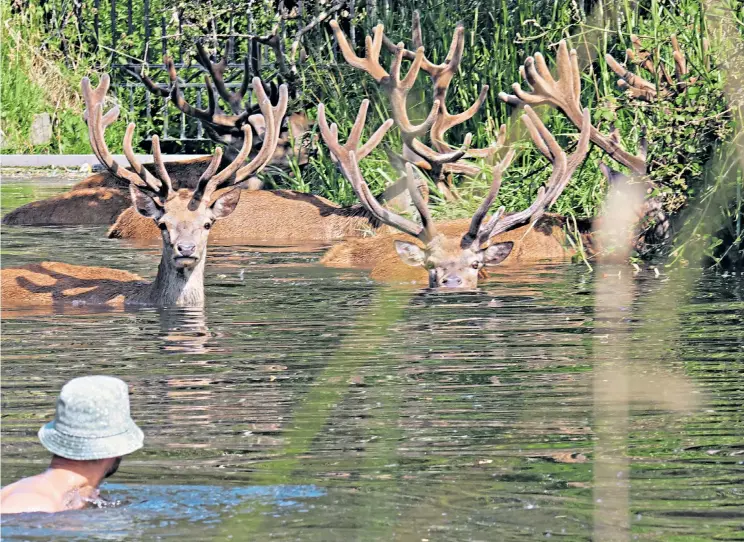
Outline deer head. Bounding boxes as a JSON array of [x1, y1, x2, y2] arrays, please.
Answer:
[[318, 100, 592, 289], [128, 183, 241, 270], [392, 225, 516, 289], [81, 73, 286, 300]]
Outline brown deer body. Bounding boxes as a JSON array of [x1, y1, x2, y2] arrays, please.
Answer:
[[1, 261, 144, 313], [3, 155, 420, 242], [108, 189, 381, 241], [321, 215, 581, 284], [2, 75, 285, 310]]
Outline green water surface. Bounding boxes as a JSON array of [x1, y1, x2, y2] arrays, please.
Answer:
[[1, 178, 742, 541]]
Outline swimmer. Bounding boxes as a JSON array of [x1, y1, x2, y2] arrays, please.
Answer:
[[1, 376, 144, 514]]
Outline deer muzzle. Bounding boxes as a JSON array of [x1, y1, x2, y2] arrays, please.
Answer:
[[439, 275, 464, 288], [173, 242, 199, 268]]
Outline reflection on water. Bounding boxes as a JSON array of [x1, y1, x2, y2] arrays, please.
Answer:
[[1, 178, 743, 540], [0, 175, 80, 217], [158, 307, 213, 354]]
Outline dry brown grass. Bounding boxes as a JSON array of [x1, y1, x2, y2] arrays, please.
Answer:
[[2, 10, 83, 113]]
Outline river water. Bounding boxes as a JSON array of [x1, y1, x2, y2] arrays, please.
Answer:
[[1, 177, 743, 540]]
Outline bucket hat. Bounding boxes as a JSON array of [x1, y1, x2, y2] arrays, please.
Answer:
[[38, 376, 144, 461]]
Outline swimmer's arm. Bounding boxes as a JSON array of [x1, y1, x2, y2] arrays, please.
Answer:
[[1, 493, 59, 514]]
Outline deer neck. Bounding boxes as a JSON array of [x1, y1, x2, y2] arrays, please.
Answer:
[[146, 247, 206, 306]]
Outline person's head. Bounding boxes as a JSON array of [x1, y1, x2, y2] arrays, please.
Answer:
[[39, 376, 143, 479]]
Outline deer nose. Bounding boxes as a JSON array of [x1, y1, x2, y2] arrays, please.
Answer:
[[441, 275, 463, 288], [177, 243, 196, 257]]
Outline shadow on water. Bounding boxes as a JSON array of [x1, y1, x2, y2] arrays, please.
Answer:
[[1, 178, 743, 540]]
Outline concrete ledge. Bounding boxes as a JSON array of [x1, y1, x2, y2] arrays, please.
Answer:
[[0, 154, 209, 168]]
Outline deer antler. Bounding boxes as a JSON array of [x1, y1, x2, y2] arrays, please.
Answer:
[[605, 34, 693, 102], [330, 21, 441, 140], [382, 12, 492, 157], [331, 19, 485, 201], [461, 148, 516, 247], [82, 75, 167, 199], [192, 79, 289, 206], [134, 56, 245, 131], [331, 22, 388, 80], [318, 100, 439, 243], [194, 41, 251, 115], [462, 106, 592, 248], [132, 40, 294, 156], [165, 56, 251, 131], [381, 10, 502, 169], [81, 74, 273, 209], [499, 40, 647, 175]]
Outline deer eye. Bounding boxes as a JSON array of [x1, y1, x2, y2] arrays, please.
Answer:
[[471, 262, 480, 269], [204, 222, 211, 230]]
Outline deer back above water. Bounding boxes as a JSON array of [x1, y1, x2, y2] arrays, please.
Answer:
[[106, 180, 430, 242], [1, 157, 212, 226], [321, 216, 580, 284]]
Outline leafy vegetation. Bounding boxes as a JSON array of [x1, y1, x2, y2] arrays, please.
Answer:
[[0, 1, 138, 153], [1, 0, 742, 267], [1, 2, 87, 153]]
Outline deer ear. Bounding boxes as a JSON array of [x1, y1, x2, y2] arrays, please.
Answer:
[[288, 112, 310, 137], [483, 241, 514, 266], [394, 240, 426, 267], [129, 184, 163, 220], [210, 188, 241, 219], [600, 163, 628, 186]]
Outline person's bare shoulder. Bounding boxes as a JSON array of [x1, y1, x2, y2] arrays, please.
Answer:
[[1, 480, 60, 514]]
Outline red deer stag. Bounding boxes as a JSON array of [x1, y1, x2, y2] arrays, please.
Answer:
[[319, 20, 591, 287], [1, 73, 284, 310], [318, 99, 591, 288], [1, 40, 309, 228]]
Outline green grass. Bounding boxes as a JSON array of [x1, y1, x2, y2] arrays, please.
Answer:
[[1, 2, 87, 153], [0, 2, 147, 154]]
